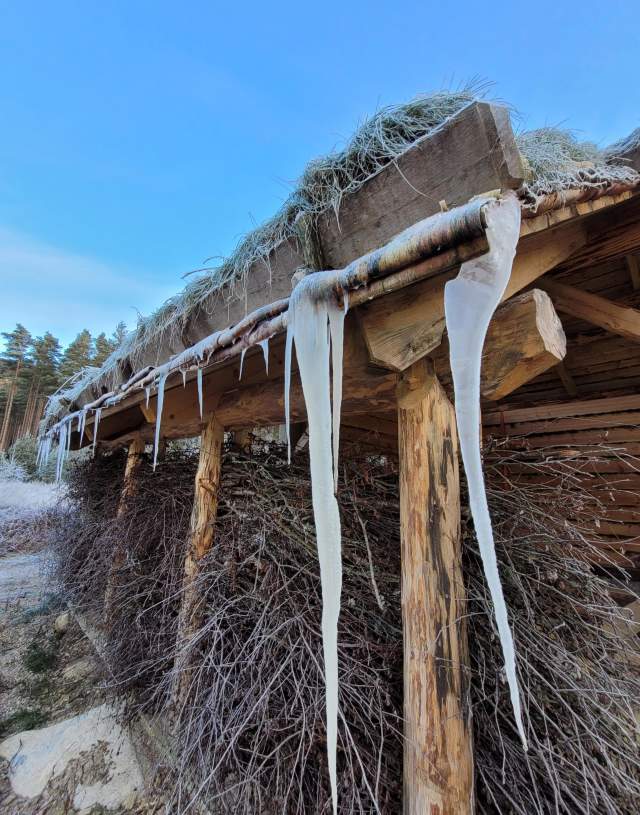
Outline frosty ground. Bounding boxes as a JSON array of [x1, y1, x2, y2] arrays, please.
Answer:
[[0, 477, 160, 814]]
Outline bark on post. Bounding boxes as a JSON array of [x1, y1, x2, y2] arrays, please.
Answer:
[[397, 359, 473, 815], [173, 413, 224, 704], [103, 435, 146, 616]]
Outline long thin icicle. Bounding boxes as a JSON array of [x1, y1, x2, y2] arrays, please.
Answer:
[[197, 368, 203, 420], [259, 338, 269, 374], [286, 273, 346, 815], [153, 373, 168, 470], [444, 192, 527, 748], [92, 408, 102, 457]]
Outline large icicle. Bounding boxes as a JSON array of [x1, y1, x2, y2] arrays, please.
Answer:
[[444, 192, 527, 748], [286, 273, 346, 815], [153, 373, 168, 470]]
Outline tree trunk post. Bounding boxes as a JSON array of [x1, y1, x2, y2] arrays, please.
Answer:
[[103, 435, 147, 617], [397, 358, 473, 815], [173, 413, 224, 706]]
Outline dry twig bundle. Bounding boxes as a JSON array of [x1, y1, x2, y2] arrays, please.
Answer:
[[47, 440, 640, 814]]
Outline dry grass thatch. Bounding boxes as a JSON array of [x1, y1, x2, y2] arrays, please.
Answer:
[[43, 83, 639, 430], [41, 439, 640, 814]]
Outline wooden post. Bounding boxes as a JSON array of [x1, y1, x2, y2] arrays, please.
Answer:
[[397, 359, 473, 815], [104, 435, 146, 616], [173, 413, 224, 704]]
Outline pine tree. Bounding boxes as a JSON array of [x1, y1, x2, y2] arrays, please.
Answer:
[[19, 333, 61, 436], [0, 324, 32, 450], [59, 329, 93, 383], [93, 332, 114, 366], [111, 321, 128, 348]]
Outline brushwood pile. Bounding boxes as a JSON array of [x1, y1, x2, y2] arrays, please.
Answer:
[[41, 440, 640, 815]]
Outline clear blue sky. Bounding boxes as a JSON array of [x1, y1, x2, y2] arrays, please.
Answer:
[[1, 0, 638, 348]]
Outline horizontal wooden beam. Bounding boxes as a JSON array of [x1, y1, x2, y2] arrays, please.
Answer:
[[358, 221, 585, 371], [480, 289, 566, 400], [483, 393, 640, 426], [538, 278, 640, 342], [318, 101, 525, 268]]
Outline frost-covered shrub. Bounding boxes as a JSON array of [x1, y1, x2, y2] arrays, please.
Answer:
[[0, 452, 27, 482]]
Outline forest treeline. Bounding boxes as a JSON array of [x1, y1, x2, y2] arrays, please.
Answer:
[[0, 322, 127, 451]]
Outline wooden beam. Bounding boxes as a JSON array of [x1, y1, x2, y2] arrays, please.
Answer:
[[358, 221, 585, 371], [538, 278, 640, 342], [480, 289, 566, 400], [173, 413, 224, 706], [626, 254, 640, 290], [483, 393, 640, 426], [104, 435, 146, 617], [555, 361, 578, 397], [397, 360, 473, 815], [317, 101, 524, 269]]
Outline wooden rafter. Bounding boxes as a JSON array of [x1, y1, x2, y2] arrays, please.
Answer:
[[539, 278, 640, 342]]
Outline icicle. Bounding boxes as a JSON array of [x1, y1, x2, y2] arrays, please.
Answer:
[[77, 408, 87, 444], [197, 368, 203, 420], [92, 408, 102, 457], [284, 328, 293, 463], [444, 192, 527, 748], [153, 373, 168, 470], [181, 369, 186, 388], [66, 417, 73, 455], [259, 338, 269, 375], [55, 422, 67, 482], [285, 274, 346, 815], [328, 308, 344, 493], [238, 348, 246, 380], [145, 386, 151, 409]]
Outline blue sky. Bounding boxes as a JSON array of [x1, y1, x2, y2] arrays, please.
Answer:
[[1, 0, 638, 348]]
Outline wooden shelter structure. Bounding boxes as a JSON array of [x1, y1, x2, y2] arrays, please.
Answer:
[[42, 100, 640, 812]]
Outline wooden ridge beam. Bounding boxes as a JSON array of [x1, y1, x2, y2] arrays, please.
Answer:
[[538, 278, 640, 342]]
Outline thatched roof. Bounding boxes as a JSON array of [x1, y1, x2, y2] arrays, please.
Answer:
[[43, 88, 640, 431]]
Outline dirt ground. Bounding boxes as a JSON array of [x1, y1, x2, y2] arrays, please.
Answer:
[[0, 483, 165, 814]]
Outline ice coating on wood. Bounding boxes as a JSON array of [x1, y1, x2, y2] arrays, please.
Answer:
[[197, 368, 203, 419], [285, 272, 346, 815], [259, 338, 269, 375], [444, 192, 527, 748], [153, 373, 168, 470]]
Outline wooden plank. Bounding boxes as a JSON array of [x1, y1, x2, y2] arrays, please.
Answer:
[[483, 394, 640, 426], [486, 411, 640, 437], [539, 278, 640, 342], [397, 360, 473, 815], [318, 101, 525, 269], [173, 413, 225, 707], [358, 222, 584, 371]]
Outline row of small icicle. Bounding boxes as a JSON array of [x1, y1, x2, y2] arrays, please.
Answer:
[[39, 194, 526, 814]]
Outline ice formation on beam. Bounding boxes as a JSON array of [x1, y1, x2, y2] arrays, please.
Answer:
[[444, 191, 527, 748], [285, 273, 346, 815]]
